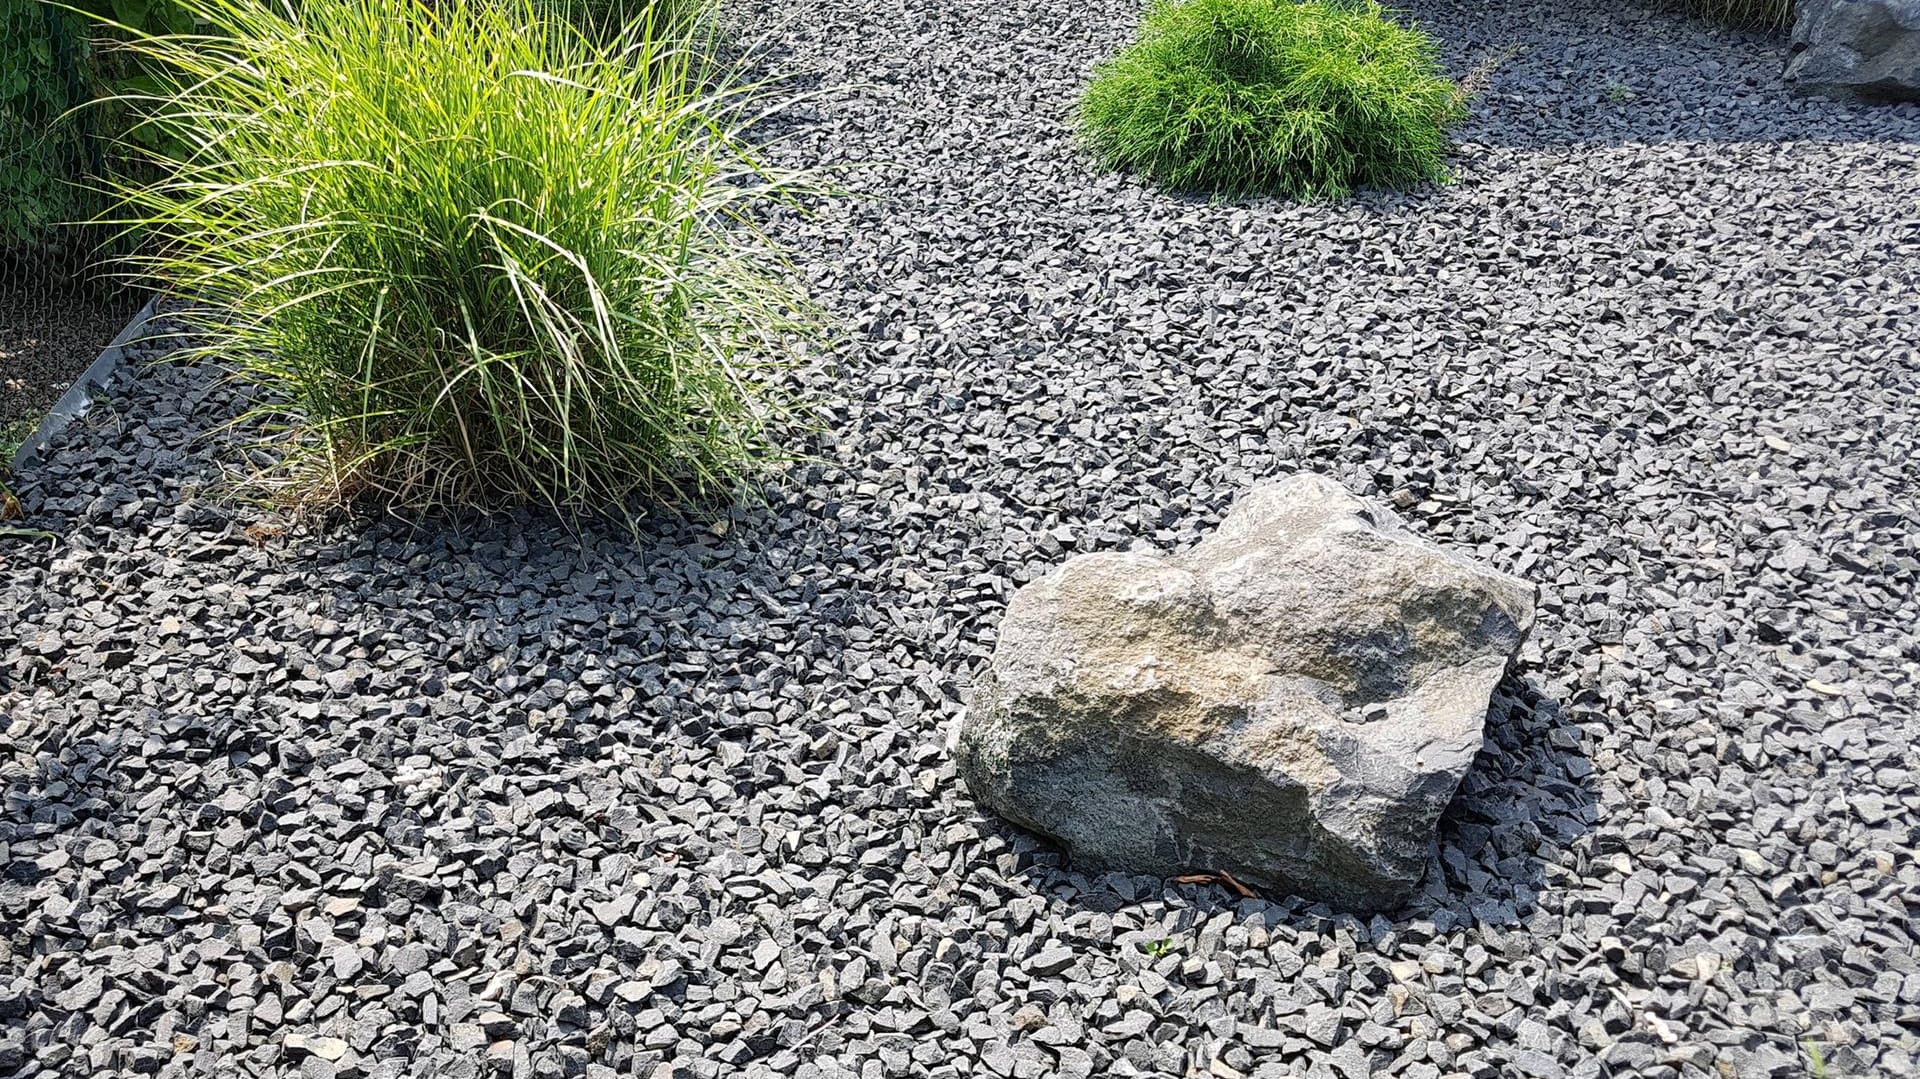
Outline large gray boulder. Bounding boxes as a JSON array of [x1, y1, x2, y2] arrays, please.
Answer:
[[1784, 0, 1920, 101], [953, 474, 1537, 911]]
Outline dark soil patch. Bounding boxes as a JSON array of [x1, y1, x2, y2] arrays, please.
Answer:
[[0, 275, 141, 460]]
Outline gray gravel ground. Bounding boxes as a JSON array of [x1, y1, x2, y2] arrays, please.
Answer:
[[4, 0, 1919, 1076]]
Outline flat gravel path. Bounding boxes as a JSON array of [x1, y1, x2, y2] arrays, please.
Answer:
[[4, 1, 1918, 1077]]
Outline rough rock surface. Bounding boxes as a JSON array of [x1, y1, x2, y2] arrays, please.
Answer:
[[2, 0, 1918, 1077], [1786, 0, 1920, 100], [956, 475, 1536, 912]]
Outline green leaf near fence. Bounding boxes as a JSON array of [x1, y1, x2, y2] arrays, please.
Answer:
[[0, 0, 192, 251]]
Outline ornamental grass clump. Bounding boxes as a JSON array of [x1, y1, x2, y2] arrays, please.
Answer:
[[109, 0, 813, 515], [1080, 0, 1463, 199], [543, 0, 706, 40], [1689, 0, 1795, 32]]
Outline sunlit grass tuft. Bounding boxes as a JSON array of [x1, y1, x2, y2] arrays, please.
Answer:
[[107, 0, 818, 518], [1080, 0, 1463, 200]]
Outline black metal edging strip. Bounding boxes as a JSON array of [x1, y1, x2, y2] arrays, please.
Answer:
[[9, 296, 161, 474]]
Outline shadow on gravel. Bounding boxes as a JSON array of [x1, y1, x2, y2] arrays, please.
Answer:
[[296, 482, 890, 741], [998, 672, 1598, 933], [1423, 676, 1598, 926], [1388, 0, 1920, 150], [0, 730, 132, 854]]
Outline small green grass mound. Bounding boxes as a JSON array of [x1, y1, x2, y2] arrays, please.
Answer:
[[109, 0, 814, 517], [1079, 0, 1464, 199]]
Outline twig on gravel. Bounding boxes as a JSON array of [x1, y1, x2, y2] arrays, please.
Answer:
[[1456, 43, 1525, 105], [1174, 871, 1259, 899]]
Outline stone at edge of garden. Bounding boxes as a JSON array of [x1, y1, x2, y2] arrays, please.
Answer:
[[1784, 0, 1920, 101], [952, 473, 1539, 912]]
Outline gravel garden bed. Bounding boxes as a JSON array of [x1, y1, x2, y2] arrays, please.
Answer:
[[3, 0, 1918, 1076]]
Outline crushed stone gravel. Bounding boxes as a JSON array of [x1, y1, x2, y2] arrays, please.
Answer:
[[3, 0, 1919, 1077]]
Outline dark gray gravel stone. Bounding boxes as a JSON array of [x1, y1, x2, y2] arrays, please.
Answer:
[[3, 0, 1918, 1077]]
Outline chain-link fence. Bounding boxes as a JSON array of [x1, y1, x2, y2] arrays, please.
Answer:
[[2, 0, 142, 463]]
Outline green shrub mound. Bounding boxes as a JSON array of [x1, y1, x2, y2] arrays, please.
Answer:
[[1080, 0, 1464, 199], [112, 0, 813, 515]]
